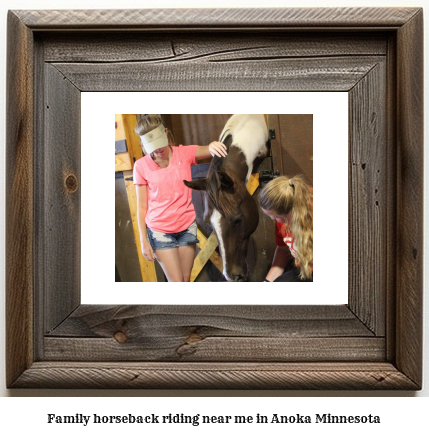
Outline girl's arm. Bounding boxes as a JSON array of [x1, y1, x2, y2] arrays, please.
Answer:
[[135, 184, 155, 262], [195, 141, 228, 160], [265, 245, 293, 282]]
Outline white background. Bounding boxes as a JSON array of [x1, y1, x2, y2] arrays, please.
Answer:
[[1, 0, 428, 430], [82, 92, 348, 305]]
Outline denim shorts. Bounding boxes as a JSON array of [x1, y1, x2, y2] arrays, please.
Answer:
[[147, 221, 199, 251]]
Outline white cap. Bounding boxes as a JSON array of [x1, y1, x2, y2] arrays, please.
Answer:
[[139, 124, 168, 153]]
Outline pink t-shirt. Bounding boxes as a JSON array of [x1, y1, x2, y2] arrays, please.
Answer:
[[133, 145, 198, 233]]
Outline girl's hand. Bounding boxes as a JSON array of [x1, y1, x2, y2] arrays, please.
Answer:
[[141, 240, 155, 261], [208, 141, 228, 157]]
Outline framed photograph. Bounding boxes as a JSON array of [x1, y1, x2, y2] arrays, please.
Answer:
[[6, 7, 423, 389], [97, 94, 347, 305]]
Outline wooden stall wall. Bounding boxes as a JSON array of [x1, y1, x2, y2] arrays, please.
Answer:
[[168, 114, 232, 152], [269, 114, 313, 186], [115, 172, 141, 282]]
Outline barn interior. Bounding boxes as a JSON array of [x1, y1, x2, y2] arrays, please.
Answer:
[[115, 114, 313, 282]]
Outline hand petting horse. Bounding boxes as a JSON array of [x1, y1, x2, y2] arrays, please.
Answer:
[[184, 114, 269, 282]]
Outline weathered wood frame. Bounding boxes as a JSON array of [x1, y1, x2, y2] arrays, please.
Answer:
[[6, 8, 423, 389]]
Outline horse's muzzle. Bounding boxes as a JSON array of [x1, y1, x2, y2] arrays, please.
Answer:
[[230, 274, 247, 282]]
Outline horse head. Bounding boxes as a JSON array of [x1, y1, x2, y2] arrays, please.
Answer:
[[185, 167, 260, 281], [184, 114, 268, 282]]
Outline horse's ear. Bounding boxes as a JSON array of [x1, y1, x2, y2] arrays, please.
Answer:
[[183, 179, 207, 191], [217, 171, 234, 190]]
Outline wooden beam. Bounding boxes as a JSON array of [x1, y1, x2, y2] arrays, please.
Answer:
[[190, 231, 220, 282], [115, 114, 126, 141], [123, 170, 157, 282], [115, 152, 133, 172], [122, 114, 143, 166], [247, 173, 259, 195], [196, 228, 223, 273]]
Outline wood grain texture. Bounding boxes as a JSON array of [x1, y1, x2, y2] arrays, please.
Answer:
[[395, 9, 424, 388], [52, 57, 383, 92], [44, 305, 377, 363], [384, 34, 396, 364], [171, 114, 232, 151], [6, 7, 423, 390], [6, 10, 35, 388], [196, 228, 223, 273], [275, 115, 313, 185], [14, 8, 420, 29], [115, 152, 133, 172], [44, 304, 377, 362], [190, 232, 219, 282], [43, 337, 385, 362], [42, 34, 387, 63], [348, 62, 386, 336], [122, 114, 143, 167], [114, 113, 125, 141], [11, 362, 418, 390], [43, 64, 81, 333], [49, 305, 371, 337]]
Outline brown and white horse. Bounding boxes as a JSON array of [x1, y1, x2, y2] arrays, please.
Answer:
[[184, 114, 269, 281]]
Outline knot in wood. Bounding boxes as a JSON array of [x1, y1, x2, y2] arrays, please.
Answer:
[[114, 331, 128, 343], [186, 333, 203, 344], [64, 174, 78, 193]]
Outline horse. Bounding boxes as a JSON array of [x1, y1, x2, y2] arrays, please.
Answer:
[[184, 114, 269, 281]]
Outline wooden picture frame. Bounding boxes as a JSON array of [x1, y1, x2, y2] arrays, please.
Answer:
[[6, 8, 423, 389]]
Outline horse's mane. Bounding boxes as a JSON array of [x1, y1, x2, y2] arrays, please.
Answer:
[[206, 134, 241, 222], [219, 114, 249, 144], [206, 114, 265, 222]]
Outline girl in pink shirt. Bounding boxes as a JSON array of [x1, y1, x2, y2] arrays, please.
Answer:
[[133, 114, 227, 282]]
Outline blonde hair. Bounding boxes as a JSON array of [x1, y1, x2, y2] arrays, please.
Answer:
[[259, 175, 313, 280], [134, 114, 175, 156]]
